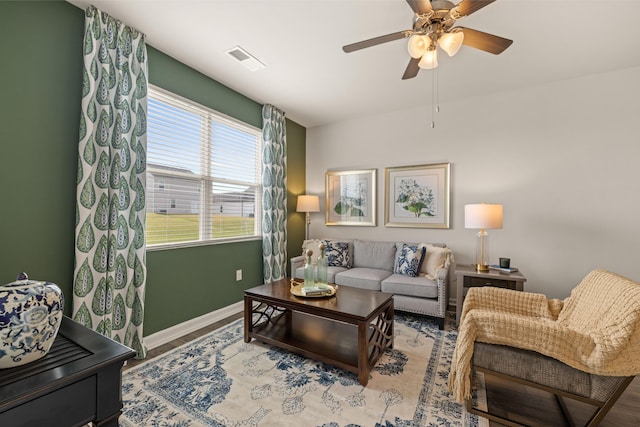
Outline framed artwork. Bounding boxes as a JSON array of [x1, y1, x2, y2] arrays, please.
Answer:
[[325, 169, 376, 226], [384, 163, 450, 228]]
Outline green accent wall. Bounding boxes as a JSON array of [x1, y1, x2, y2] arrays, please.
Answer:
[[0, 1, 306, 336], [0, 1, 83, 301], [147, 46, 262, 128], [286, 120, 307, 271]]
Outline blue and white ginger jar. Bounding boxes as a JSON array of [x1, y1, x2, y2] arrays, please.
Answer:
[[0, 273, 64, 368]]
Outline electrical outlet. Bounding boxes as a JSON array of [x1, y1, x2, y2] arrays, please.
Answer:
[[236, 269, 242, 281]]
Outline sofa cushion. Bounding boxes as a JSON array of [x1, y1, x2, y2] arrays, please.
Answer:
[[353, 240, 396, 270], [324, 240, 352, 268], [421, 244, 450, 278], [381, 274, 439, 299], [334, 268, 392, 291], [394, 244, 426, 277]]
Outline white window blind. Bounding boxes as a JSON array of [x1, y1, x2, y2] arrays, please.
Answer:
[[146, 85, 262, 248]]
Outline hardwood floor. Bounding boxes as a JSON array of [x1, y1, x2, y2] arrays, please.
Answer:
[[483, 373, 640, 427], [126, 311, 639, 426], [125, 311, 243, 370]]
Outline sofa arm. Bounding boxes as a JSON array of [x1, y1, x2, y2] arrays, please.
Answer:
[[290, 255, 305, 277], [435, 265, 450, 318], [437, 266, 448, 282]]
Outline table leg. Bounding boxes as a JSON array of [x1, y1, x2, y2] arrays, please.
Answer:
[[95, 364, 127, 426], [386, 302, 394, 350], [244, 296, 252, 343], [95, 412, 121, 427], [284, 309, 292, 338], [359, 300, 394, 386], [357, 320, 369, 386]]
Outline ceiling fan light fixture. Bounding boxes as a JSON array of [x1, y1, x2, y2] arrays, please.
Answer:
[[342, 0, 512, 81], [418, 48, 438, 69], [407, 34, 430, 59], [438, 29, 464, 56]]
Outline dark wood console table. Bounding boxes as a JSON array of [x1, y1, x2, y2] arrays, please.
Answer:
[[0, 316, 136, 426]]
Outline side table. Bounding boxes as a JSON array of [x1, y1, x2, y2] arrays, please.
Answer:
[[0, 316, 136, 426], [455, 264, 527, 326]]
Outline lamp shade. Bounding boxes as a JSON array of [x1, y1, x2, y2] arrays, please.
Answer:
[[407, 35, 430, 59], [296, 195, 320, 213], [438, 30, 464, 56], [464, 204, 503, 229], [418, 48, 438, 69]]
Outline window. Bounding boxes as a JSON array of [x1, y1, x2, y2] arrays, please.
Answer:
[[146, 85, 262, 248]]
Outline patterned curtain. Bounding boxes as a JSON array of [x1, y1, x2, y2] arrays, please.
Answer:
[[262, 105, 287, 282], [73, 6, 148, 358]]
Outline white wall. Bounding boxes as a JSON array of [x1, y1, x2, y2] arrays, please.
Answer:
[[305, 66, 640, 301]]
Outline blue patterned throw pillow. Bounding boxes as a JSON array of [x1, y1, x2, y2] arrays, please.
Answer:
[[324, 241, 352, 268], [394, 244, 426, 277]]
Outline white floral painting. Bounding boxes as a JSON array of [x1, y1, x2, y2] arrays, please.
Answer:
[[325, 169, 376, 226], [385, 163, 450, 228]]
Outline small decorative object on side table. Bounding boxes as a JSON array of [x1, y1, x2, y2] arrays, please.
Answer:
[[455, 264, 527, 326], [0, 272, 64, 368]]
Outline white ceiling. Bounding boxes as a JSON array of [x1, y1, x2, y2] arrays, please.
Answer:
[[66, 0, 640, 128]]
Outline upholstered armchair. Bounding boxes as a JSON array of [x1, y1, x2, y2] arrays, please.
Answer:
[[449, 269, 640, 426]]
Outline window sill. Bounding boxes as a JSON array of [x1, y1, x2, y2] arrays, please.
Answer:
[[146, 235, 262, 252]]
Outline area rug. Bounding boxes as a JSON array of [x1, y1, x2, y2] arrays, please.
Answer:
[[120, 313, 487, 426]]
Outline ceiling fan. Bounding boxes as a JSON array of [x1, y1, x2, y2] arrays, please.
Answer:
[[342, 0, 513, 80]]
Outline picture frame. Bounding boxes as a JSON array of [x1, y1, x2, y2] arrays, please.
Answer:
[[384, 163, 450, 228], [325, 169, 376, 226]]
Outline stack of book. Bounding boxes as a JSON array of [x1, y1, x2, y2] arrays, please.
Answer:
[[488, 265, 519, 273], [301, 285, 332, 296]]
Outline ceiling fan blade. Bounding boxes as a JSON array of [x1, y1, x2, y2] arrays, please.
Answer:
[[406, 0, 433, 15], [342, 31, 408, 53], [402, 57, 420, 80], [459, 27, 513, 54], [454, 0, 496, 17]]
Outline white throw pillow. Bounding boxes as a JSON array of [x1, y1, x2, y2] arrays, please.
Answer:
[[420, 244, 449, 278], [301, 239, 324, 265]]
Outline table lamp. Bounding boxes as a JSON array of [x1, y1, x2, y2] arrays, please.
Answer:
[[296, 195, 320, 240], [464, 203, 503, 272]]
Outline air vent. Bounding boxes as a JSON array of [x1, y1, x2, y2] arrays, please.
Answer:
[[225, 46, 266, 71]]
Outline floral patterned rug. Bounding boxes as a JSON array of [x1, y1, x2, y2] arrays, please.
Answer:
[[120, 313, 487, 427]]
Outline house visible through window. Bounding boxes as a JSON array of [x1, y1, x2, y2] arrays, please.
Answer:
[[146, 85, 262, 247]]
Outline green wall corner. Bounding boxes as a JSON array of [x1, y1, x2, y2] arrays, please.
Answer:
[[0, 1, 307, 337]]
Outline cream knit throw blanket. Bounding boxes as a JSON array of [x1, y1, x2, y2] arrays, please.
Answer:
[[448, 269, 640, 402]]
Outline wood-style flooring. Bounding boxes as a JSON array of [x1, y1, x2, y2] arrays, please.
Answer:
[[125, 311, 244, 370], [126, 311, 639, 426], [484, 373, 640, 426]]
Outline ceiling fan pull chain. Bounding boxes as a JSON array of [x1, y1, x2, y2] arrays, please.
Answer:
[[436, 66, 440, 113], [431, 67, 436, 128]]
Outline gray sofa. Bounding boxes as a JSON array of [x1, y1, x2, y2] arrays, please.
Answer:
[[290, 239, 454, 329]]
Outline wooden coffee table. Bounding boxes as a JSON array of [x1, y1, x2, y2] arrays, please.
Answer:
[[244, 278, 394, 386]]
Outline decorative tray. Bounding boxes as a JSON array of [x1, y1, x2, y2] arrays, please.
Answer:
[[289, 279, 336, 298]]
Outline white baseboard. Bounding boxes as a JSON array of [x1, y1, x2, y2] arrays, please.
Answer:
[[144, 301, 243, 351]]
